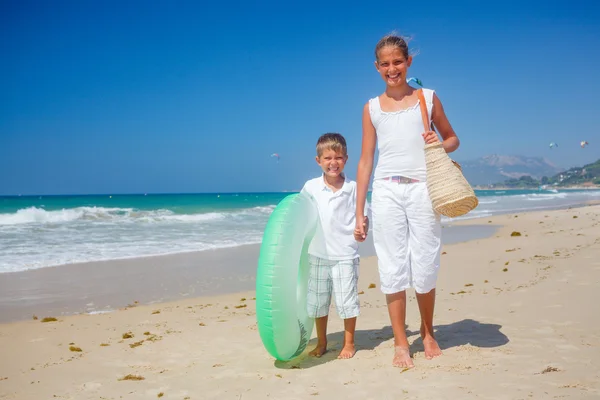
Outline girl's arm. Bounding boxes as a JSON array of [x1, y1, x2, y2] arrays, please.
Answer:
[[431, 93, 460, 153], [356, 103, 376, 220]]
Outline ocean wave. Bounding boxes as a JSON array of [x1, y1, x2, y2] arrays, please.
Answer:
[[442, 212, 493, 223], [523, 193, 568, 201], [245, 205, 277, 214], [0, 206, 128, 225], [137, 211, 225, 223], [0, 205, 275, 226], [581, 190, 600, 197]]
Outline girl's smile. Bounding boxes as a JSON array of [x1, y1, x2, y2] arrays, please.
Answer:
[[375, 46, 412, 87]]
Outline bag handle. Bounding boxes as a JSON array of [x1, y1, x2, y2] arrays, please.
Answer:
[[417, 89, 430, 131], [419, 89, 461, 169]]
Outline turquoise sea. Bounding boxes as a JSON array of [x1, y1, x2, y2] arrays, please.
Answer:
[[1, 189, 599, 273]]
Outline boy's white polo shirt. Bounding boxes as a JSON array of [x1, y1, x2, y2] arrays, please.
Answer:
[[301, 175, 367, 261]]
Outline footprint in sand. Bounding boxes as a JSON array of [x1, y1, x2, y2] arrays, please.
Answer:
[[533, 327, 554, 335], [555, 344, 581, 352], [81, 382, 102, 391]]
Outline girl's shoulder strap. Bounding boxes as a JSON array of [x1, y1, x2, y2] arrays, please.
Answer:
[[368, 95, 380, 109], [420, 88, 435, 104], [417, 88, 436, 131], [368, 96, 381, 120]]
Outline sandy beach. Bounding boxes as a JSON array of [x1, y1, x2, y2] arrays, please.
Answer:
[[1, 205, 599, 399]]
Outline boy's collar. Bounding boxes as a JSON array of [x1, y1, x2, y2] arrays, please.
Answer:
[[320, 174, 351, 193]]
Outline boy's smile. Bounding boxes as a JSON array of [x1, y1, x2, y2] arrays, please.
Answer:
[[316, 149, 347, 179]]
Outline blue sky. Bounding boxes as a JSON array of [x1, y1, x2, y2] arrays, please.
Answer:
[[1, 0, 599, 195]]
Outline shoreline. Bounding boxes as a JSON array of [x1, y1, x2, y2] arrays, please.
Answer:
[[474, 186, 600, 190], [0, 224, 498, 324], [3, 186, 599, 197]]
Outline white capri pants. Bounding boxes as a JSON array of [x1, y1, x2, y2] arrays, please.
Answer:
[[371, 180, 442, 294]]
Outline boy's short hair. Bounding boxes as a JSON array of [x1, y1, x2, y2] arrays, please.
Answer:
[[316, 133, 347, 157]]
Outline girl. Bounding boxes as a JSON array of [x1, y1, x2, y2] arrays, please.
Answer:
[[354, 34, 460, 368]]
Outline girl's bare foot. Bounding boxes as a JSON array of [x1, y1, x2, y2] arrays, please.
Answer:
[[309, 343, 327, 358], [337, 344, 356, 359], [422, 336, 442, 359], [393, 346, 414, 368], [420, 326, 442, 359]]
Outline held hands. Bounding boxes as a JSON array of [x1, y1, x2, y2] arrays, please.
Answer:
[[354, 215, 369, 242], [422, 130, 440, 145]]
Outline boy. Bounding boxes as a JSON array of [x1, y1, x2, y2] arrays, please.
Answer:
[[301, 133, 369, 359]]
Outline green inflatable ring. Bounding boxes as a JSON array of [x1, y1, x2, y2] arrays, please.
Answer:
[[256, 192, 318, 361]]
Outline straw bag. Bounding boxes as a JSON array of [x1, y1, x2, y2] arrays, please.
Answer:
[[417, 89, 478, 218]]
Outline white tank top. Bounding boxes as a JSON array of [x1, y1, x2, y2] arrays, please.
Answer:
[[369, 88, 435, 181]]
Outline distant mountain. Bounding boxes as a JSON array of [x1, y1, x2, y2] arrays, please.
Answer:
[[547, 158, 600, 186], [459, 155, 564, 186]]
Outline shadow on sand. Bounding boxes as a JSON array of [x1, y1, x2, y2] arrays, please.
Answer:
[[274, 318, 509, 369]]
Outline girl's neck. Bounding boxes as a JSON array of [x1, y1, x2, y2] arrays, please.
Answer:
[[384, 83, 414, 100]]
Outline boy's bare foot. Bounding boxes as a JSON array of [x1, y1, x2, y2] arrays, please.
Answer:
[[422, 336, 443, 359], [393, 346, 414, 368], [337, 344, 356, 359], [309, 343, 327, 358]]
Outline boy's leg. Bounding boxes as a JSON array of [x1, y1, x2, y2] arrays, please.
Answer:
[[371, 179, 412, 366], [406, 182, 443, 360], [339, 317, 357, 359], [331, 258, 360, 359], [310, 315, 328, 357], [306, 256, 332, 357]]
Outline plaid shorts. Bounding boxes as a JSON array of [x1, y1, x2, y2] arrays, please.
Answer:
[[306, 255, 360, 319]]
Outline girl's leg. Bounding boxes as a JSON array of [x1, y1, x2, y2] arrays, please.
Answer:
[[416, 289, 442, 359], [372, 179, 412, 367], [406, 182, 443, 359], [386, 291, 414, 367]]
